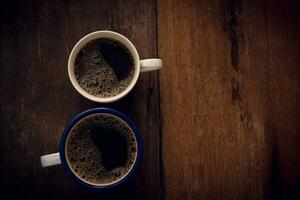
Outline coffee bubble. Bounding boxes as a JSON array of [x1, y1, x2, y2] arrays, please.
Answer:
[[65, 113, 137, 185], [74, 38, 134, 98]]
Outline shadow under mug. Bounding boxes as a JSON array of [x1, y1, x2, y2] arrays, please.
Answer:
[[40, 108, 142, 190], [68, 30, 162, 103]]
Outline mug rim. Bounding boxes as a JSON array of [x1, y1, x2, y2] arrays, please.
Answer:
[[68, 30, 141, 103], [59, 108, 142, 190]]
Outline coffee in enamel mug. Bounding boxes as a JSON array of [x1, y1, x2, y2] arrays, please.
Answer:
[[40, 108, 142, 189], [65, 112, 138, 186]]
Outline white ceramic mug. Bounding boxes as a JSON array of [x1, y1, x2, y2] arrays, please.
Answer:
[[68, 30, 162, 103]]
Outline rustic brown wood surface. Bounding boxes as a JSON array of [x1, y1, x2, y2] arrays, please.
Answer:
[[158, 0, 300, 199], [0, 0, 160, 199], [1, 0, 300, 199]]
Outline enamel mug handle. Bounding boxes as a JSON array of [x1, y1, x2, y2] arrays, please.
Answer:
[[140, 59, 162, 72], [40, 152, 61, 167]]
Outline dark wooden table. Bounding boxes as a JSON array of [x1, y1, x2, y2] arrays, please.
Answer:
[[1, 0, 300, 199]]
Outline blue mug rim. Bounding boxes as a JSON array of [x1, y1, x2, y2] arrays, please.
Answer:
[[59, 108, 142, 190]]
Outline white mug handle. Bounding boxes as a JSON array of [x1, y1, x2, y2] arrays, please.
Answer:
[[40, 152, 61, 167], [140, 59, 162, 72]]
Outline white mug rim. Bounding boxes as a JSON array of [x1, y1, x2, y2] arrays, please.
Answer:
[[68, 31, 140, 103]]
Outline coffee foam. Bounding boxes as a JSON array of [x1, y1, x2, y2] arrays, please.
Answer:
[[65, 113, 137, 185], [74, 38, 135, 98]]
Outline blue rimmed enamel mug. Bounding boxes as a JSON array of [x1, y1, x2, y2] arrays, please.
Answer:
[[40, 108, 142, 190]]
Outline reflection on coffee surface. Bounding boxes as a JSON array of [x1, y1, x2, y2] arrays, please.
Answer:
[[65, 113, 137, 185], [74, 38, 134, 98]]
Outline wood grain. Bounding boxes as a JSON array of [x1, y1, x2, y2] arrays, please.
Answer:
[[2, 0, 300, 199], [0, 0, 160, 199], [158, 0, 300, 199]]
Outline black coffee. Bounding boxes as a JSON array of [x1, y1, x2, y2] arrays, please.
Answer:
[[74, 38, 135, 98], [65, 114, 137, 185]]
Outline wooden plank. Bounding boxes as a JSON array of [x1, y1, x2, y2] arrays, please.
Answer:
[[0, 0, 160, 199], [240, 1, 300, 199], [158, 0, 300, 199]]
